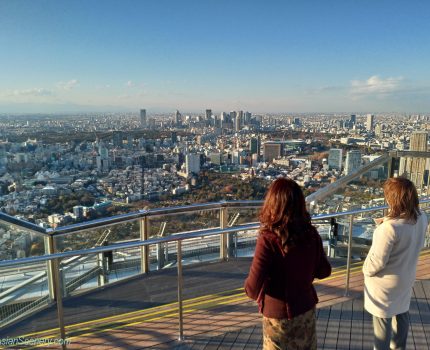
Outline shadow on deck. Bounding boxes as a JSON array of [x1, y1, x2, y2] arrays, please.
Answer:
[[1, 250, 430, 349]]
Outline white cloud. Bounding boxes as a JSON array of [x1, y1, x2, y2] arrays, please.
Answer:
[[126, 80, 135, 87], [350, 75, 403, 97], [10, 88, 53, 97], [57, 79, 79, 90]]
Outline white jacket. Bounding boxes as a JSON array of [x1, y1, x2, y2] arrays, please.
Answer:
[[363, 212, 428, 318]]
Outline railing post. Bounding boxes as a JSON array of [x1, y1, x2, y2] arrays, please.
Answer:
[[52, 257, 67, 349], [97, 252, 107, 286], [345, 214, 354, 296], [140, 216, 150, 273], [177, 240, 184, 341], [220, 206, 228, 260], [44, 234, 56, 301]]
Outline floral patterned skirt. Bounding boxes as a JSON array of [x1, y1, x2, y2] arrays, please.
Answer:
[[262, 308, 317, 350]]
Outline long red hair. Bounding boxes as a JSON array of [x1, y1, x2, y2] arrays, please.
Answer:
[[259, 177, 315, 251]]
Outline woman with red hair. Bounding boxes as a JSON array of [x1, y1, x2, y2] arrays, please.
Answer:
[[245, 177, 331, 349], [363, 177, 428, 350]]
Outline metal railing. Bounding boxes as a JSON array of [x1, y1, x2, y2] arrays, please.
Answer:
[[1, 199, 430, 348]]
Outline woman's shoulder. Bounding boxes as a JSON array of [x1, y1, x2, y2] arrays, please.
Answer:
[[259, 229, 278, 241]]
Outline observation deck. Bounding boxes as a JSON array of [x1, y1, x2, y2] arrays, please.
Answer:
[[1, 151, 430, 349], [1, 201, 430, 350]]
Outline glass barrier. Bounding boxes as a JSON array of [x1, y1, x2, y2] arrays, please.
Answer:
[[0, 221, 47, 259], [222, 208, 259, 259], [53, 220, 142, 297], [149, 209, 221, 269], [0, 259, 51, 330]]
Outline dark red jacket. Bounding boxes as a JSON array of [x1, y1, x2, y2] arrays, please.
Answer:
[[244, 229, 331, 319]]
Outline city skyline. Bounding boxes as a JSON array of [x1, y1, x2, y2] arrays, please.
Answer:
[[1, 0, 430, 113]]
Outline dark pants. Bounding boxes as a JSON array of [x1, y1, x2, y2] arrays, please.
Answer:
[[373, 312, 409, 350]]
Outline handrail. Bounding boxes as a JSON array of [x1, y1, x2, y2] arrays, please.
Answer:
[[0, 223, 259, 268], [1, 199, 430, 268], [2, 197, 429, 238], [0, 200, 264, 237]]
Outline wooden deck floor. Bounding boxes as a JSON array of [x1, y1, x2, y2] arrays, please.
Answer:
[[2, 250, 430, 349]]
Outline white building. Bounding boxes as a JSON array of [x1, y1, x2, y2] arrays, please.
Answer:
[[186, 154, 200, 177], [328, 148, 343, 170], [345, 150, 362, 175], [366, 114, 374, 131]]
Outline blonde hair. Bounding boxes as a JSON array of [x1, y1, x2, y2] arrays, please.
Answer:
[[383, 177, 419, 222]]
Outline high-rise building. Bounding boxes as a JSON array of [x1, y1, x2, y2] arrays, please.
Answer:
[[350, 114, 356, 125], [328, 149, 343, 170], [171, 131, 177, 144], [345, 150, 362, 175], [186, 154, 201, 177], [140, 109, 147, 128], [205, 109, 212, 125], [235, 111, 243, 132], [244, 111, 252, 125], [97, 142, 109, 173], [263, 142, 282, 163], [400, 132, 429, 188], [249, 137, 260, 155], [112, 131, 123, 147], [173, 110, 181, 126], [366, 114, 374, 131]]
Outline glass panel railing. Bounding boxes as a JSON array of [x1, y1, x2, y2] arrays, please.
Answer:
[[0, 220, 47, 259], [0, 220, 51, 329], [0, 259, 51, 329], [226, 208, 259, 258], [53, 219, 142, 297], [148, 209, 221, 268], [148, 209, 220, 238]]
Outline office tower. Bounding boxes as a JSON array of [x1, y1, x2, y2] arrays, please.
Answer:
[[171, 131, 177, 144], [400, 132, 429, 188], [328, 149, 343, 170], [366, 114, 374, 131], [230, 111, 237, 122], [97, 142, 109, 173], [213, 113, 220, 128], [263, 142, 282, 163], [112, 131, 123, 147], [140, 109, 147, 128], [249, 137, 259, 155], [173, 110, 182, 126], [127, 135, 134, 149], [345, 150, 361, 175], [350, 114, 356, 125], [186, 154, 201, 176], [235, 111, 243, 132], [244, 111, 252, 125], [205, 109, 212, 125]]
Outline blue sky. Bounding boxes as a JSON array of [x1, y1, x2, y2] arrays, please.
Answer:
[[1, 0, 430, 113]]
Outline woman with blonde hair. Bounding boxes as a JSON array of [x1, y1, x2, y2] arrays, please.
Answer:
[[363, 177, 428, 350], [245, 177, 331, 349]]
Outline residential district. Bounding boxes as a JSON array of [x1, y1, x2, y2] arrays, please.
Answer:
[[0, 110, 429, 259]]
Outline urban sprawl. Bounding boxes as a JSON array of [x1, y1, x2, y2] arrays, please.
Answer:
[[0, 110, 429, 259]]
